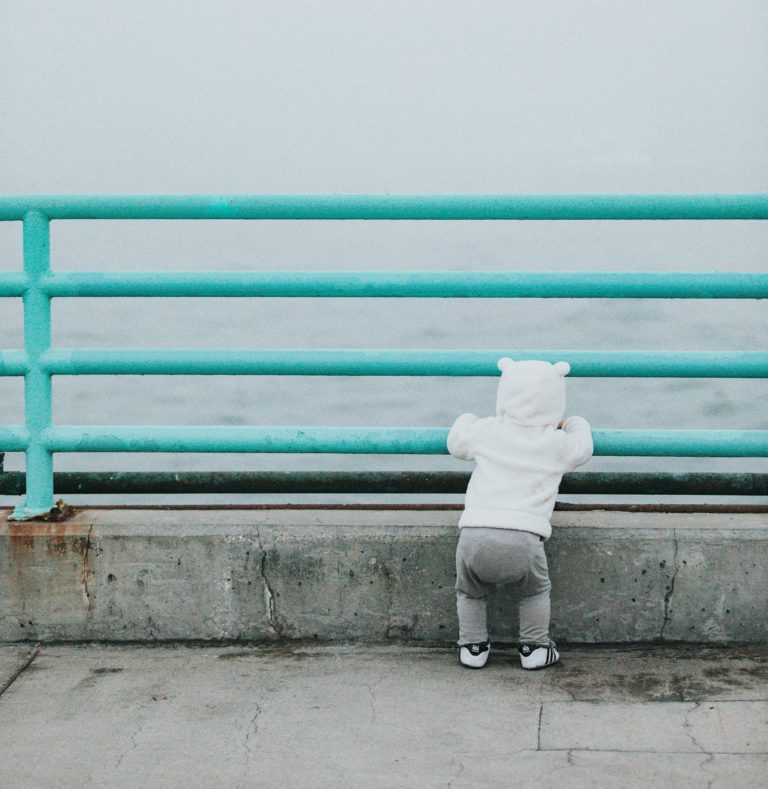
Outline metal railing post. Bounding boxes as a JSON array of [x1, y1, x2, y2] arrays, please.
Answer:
[[10, 212, 54, 519]]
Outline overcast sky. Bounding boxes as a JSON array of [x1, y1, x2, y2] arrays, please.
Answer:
[[1, 0, 767, 195]]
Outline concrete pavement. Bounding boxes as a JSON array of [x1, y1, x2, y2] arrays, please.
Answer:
[[0, 643, 765, 787]]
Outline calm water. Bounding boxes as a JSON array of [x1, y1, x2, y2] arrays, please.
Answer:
[[1, 219, 767, 504]]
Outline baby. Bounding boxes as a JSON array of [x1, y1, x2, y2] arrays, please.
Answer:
[[447, 358, 593, 670]]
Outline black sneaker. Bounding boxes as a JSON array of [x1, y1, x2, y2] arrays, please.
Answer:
[[459, 641, 490, 669], [518, 641, 559, 670]]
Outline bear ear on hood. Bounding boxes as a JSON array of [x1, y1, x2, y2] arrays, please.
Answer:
[[554, 361, 570, 377], [497, 357, 514, 372]]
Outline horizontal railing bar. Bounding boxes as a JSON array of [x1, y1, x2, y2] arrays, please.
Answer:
[[0, 272, 28, 297], [2, 194, 768, 221], [0, 427, 29, 451], [596, 430, 768, 457], [1, 470, 766, 496], [40, 271, 768, 298], [0, 351, 29, 376], [4, 426, 764, 457], [44, 427, 448, 454], [561, 472, 768, 495], [39, 427, 768, 456], [40, 349, 768, 378]]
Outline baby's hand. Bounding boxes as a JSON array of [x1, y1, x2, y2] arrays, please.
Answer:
[[447, 413, 480, 461]]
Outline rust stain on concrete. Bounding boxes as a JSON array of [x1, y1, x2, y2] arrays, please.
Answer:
[[2, 514, 96, 618], [3, 521, 92, 539], [4, 521, 92, 563]]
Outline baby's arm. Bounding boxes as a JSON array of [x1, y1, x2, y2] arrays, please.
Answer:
[[558, 416, 594, 469], [447, 413, 480, 460]]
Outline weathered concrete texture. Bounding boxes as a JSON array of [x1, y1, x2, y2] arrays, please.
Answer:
[[0, 644, 765, 788], [0, 644, 36, 693], [541, 701, 767, 753], [1, 520, 95, 640], [1, 508, 766, 643]]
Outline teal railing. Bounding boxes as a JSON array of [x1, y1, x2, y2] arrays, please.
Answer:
[[1, 194, 768, 519]]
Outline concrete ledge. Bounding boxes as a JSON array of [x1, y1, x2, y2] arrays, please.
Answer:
[[1, 508, 766, 643]]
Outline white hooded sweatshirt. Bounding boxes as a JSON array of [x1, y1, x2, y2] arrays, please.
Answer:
[[447, 358, 593, 540]]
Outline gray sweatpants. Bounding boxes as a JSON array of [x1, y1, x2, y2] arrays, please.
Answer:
[[455, 527, 551, 646]]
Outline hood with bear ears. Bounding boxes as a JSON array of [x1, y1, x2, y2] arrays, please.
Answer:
[[495, 358, 570, 426]]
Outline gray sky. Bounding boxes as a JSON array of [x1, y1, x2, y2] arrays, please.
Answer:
[[1, 0, 767, 194]]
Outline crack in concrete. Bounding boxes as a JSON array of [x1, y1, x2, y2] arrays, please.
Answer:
[[255, 527, 282, 638], [363, 675, 384, 724], [544, 747, 743, 754], [81, 524, 94, 613], [381, 556, 395, 640], [363, 683, 377, 723], [115, 713, 146, 771], [659, 530, 680, 641], [538, 746, 577, 783], [700, 752, 717, 789], [0, 644, 40, 699], [537, 703, 544, 750], [241, 703, 262, 781], [681, 702, 706, 753]]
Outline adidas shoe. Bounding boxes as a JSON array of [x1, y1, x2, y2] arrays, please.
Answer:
[[459, 641, 490, 669], [518, 641, 559, 670]]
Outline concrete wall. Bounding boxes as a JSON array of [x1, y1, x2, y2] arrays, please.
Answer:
[[1, 508, 766, 643]]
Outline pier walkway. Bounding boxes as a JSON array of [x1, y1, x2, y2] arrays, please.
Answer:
[[1, 643, 765, 788]]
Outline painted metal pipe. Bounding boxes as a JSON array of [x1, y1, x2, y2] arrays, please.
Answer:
[[559, 471, 768, 496], [11, 214, 55, 520], [594, 430, 768, 457], [44, 426, 449, 454], [1, 194, 768, 221], [42, 426, 768, 457], [0, 427, 28, 452], [0, 272, 28, 297], [1, 470, 767, 496], [39, 348, 768, 378], [0, 351, 29, 376], [40, 271, 768, 299]]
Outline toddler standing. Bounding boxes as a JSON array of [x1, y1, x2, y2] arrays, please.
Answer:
[[447, 358, 593, 669]]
